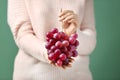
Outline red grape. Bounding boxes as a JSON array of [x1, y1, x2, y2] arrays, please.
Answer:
[[55, 41, 62, 48], [59, 31, 65, 39], [66, 51, 73, 58], [70, 45, 76, 52], [49, 39, 56, 45], [67, 45, 76, 51], [50, 45, 57, 51], [74, 40, 79, 47], [45, 42, 52, 49], [69, 36, 76, 44], [46, 31, 53, 38], [59, 53, 67, 61], [71, 33, 78, 39], [62, 40, 69, 47], [53, 33, 61, 39], [64, 34, 69, 40], [54, 49, 61, 56], [48, 50, 60, 61], [48, 53, 56, 61], [56, 59, 63, 66], [51, 28, 58, 33], [72, 50, 78, 57], [48, 50, 53, 54], [63, 58, 69, 65], [61, 47, 68, 53]]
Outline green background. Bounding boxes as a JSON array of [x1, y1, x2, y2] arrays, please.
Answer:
[[0, 0, 120, 80]]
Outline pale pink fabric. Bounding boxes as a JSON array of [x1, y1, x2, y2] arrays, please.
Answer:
[[7, 0, 96, 80]]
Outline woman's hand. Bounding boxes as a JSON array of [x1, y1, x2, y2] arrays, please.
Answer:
[[59, 10, 80, 36]]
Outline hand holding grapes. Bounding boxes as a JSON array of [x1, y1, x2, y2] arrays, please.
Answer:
[[45, 28, 79, 69], [59, 9, 80, 36], [45, 9, 80, 69]]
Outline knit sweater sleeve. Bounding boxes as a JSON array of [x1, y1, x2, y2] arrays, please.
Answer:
[[77, 0, 97, 56], [7, 0, 48, 63]]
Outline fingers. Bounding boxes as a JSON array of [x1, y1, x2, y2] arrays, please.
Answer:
[[68, 19, 76, 23], [59, 10, 74, 17], [62, 21, 69, 29], [50, 58, 74, 69], [68, 19, 78, 27], [59, 10, 79, 27], [58, 10, 79, 36], [63, 14, 76, 23], [61, 58, 74, 69], [59, 12, 77, 23], [61, 63, 72, 69], [59, 12, 73, 22]]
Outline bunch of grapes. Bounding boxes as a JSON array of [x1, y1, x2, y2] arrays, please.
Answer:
[[45, 28, 79, 68]]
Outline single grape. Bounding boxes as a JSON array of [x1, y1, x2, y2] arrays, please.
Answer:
[[50, 45, 57, 52], [66, 51, 73, 58], [72, 50, 78, 57], [67, 45, 76, 51], [59, 31, 65, 39], [45, 42, 52, 49], [69, 36, 76, 44], [64, 34, 69, 40], [61, 47, 68, 53], [55, 41, 62, 48], [63, 58, 69, 65], [46, 31, 53, 38], [54, 49, 61, 55], [53, 33, 61, 39], [59, 53, 67, 61], [48, 53, 56, 61], [67, 46, 71, 51], [53, 49, 61, 60], [71, 33, 78, 39], [48, 50, 53, 54], [69, 37, 76, 44], [48, 50, 60, 61], [51, 28, 58, 34], [56, 59, 63, 66], [70, 45, 76, 52], [62, 40, 69, 47], [49, 39, 56, 45], [74, 40, 79, 47]]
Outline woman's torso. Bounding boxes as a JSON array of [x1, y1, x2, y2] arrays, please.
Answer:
[[13, 0, 92, 80]]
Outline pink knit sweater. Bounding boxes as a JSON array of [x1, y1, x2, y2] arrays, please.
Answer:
[[7, 0, 96, 80]]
